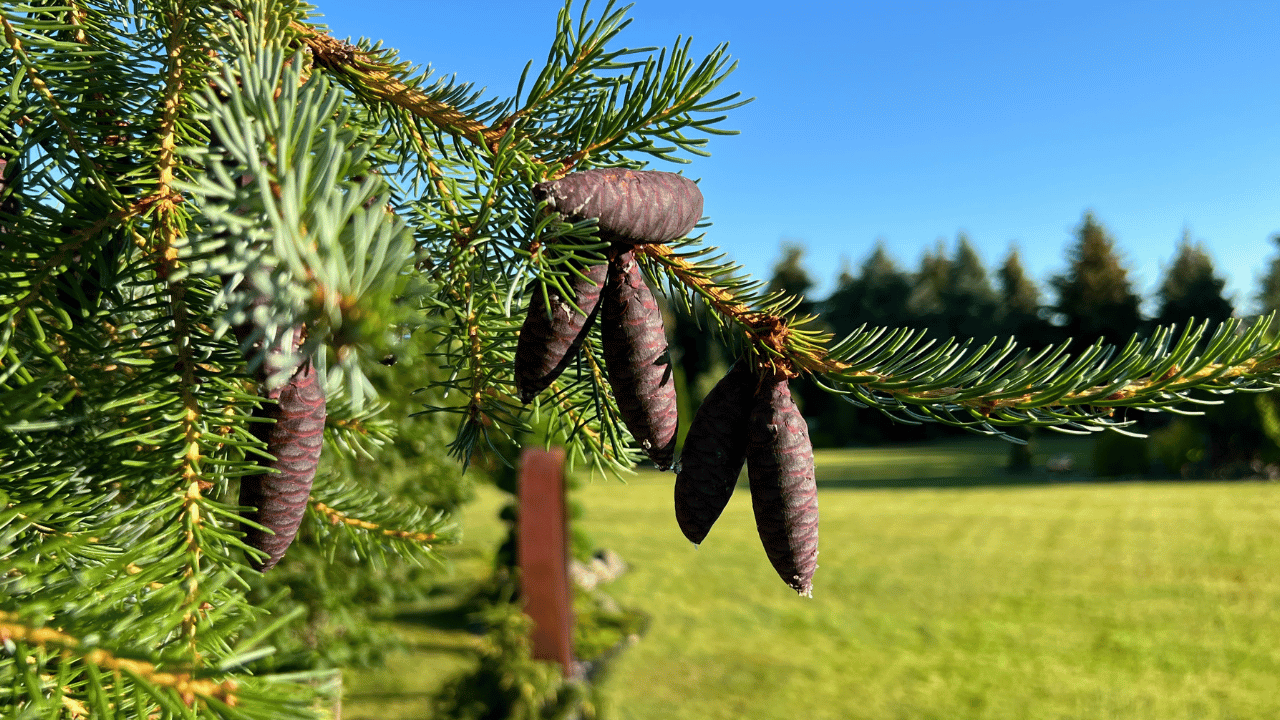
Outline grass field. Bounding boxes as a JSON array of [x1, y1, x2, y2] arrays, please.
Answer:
[[345, 437, 1280, 719]]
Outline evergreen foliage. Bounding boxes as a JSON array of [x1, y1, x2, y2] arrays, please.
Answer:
[[1257, 233, 1280, 316], [824, 242, 912, 338], [1155, 229, 1233, 329], [764, 242, 816, 317], [905, 239, 952, 339], [996, 245, 1045, 347], [938, 234, 999, 343], [5, 1, 1280, 717], [1049, 211, 1145, 348]]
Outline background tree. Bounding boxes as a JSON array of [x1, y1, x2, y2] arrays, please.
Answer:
[[765, 241, 817, 318], [667, 295, 728, 408], [1155, 229, 1234, 330], [809, 244, 916, 446], [824, 241, 912, 338], [1049, 211, 1145, 348], [996, 244, 1049, 348], [1256, 233, 1280, 316], [905, 239, 952, 339], [939, 233, 999, 343]]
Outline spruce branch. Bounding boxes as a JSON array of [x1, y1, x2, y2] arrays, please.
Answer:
[[1, 16, 109, 191], [540, 346, 644, 476], [0, 612, 240, 705], [644, 237, 1280, 440], [304, 479, 452, 567], [293, 0, 745, 181], [0, 201, 142, 320], [0, 612, 318, 719], [179, 27, 415, 405], [310, 499, 438, 544], [293, 20, 501, 145], [322, 394, 393, 459]]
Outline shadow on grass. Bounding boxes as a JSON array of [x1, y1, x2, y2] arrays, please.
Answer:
[[392, 602, 484, 634], [344, 689, 438, 700], [816, 473, 1096, 490], [400, 640, 480, 655], [813, 472, 1227, 490]]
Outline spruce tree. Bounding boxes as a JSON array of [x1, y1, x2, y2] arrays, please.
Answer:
[[6, 3, 1280, 718], [906, 238, 952, 339], [1257, 233, 1280, 315], [823, 241, 911, 338], [1049, 211, 1145, 348], [766, 241, 816, 318], [939, 233, 999, 342], [997, 244, 1047, 347], [1155, 229, 1234, 329]]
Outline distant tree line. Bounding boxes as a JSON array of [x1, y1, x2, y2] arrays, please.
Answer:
[[668, 211, 1280, 475]]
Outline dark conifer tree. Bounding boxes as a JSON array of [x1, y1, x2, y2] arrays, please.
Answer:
[[906, 239, 952, 339], [940, 233, 999, 342], [1049, 211, 1145, 349], [1155, 229, 1233, 330], [823, 241, 912, 337], [997, 245, 1047, 348], [1256, 233, 1280, 316], [766, 242, 817, 317]]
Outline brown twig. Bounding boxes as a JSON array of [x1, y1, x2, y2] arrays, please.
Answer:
[[310, 500, 437, 544], [292, 22, 500, 145], [0, 613, 239, 707]]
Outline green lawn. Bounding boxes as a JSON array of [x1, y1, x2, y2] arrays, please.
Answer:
[[346, 437, 1280, 719]]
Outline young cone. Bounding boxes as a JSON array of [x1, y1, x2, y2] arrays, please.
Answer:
[[533, 168, 703, 246], [602, 250, 679, 468], [515, 261, 608, 403], [747, 378, 818, 595], [230, 298, 324, 572], [674, 361, 756, 544], [240, 353, 326, 571]]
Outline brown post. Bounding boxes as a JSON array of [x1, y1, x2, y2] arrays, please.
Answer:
[[517, 446, 575, 675]]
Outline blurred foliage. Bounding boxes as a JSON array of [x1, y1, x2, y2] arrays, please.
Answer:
[[431, 597, 594, 720], [1049, 211, 1145, 350], [430, 459, 646, 720], [765, 242, 817, 319], [1257, 233, 1280, 316], [1155, 230, 1233, 331], [1092, 426, 1150, 477]]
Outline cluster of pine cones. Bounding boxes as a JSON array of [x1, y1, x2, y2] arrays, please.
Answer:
[[235, 167, 820, 594], [517, 169, 819, 595]]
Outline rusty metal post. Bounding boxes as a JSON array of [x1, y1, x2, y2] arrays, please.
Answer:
[[517, 446, 574, 675]]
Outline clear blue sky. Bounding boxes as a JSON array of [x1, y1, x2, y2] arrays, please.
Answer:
[[317, 0, 1280, 315]]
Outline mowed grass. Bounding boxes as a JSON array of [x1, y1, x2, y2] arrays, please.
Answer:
[[347, 438, 1280, 719], [586, 439, 1280, 720]]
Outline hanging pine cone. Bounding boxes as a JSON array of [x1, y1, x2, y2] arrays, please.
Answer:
[[229, 286, 325, 572], [601, 250, 679, 469], [239, 353, 326, 571], [514, 260, 608, 404], [747, 377, 818, 596], [674, 361, 756, 544], [532, 168, 703, 246]]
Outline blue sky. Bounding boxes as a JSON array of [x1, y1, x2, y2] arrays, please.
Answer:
[[317, 1, 1280, 315]]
